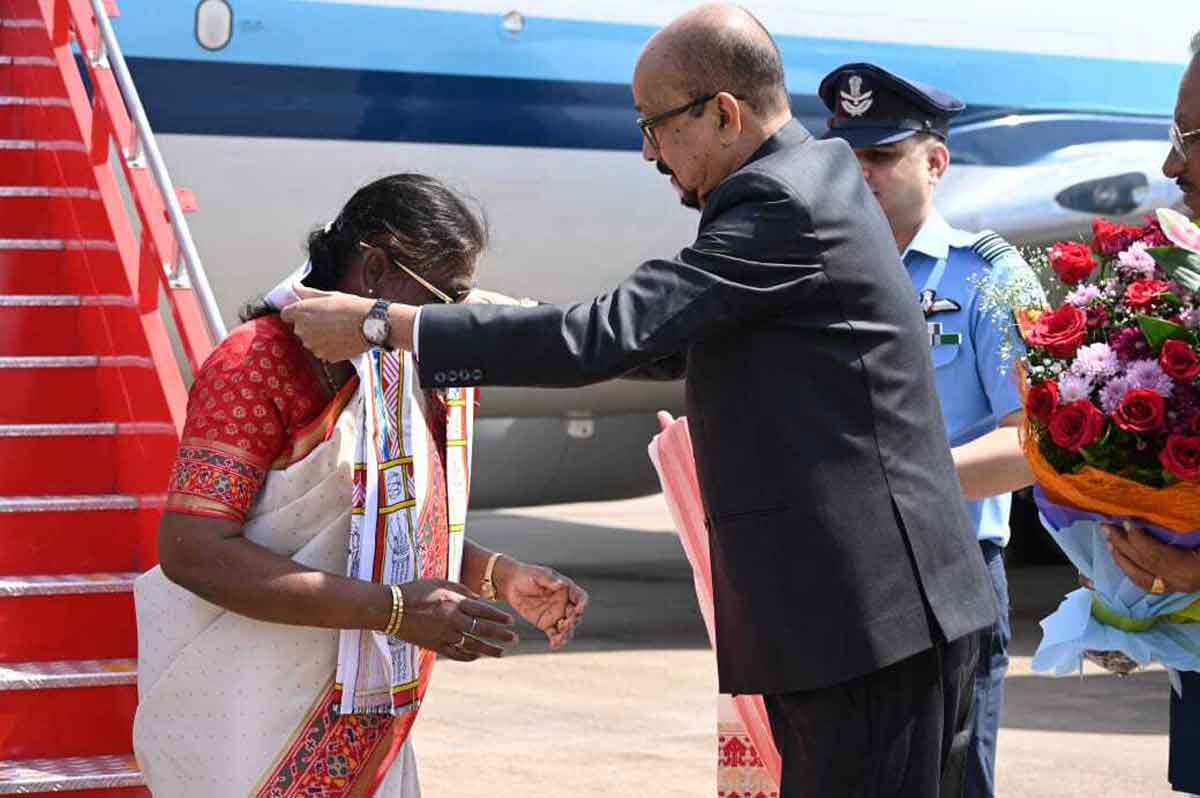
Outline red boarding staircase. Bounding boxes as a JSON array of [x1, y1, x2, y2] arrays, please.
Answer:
[[0, 0, 223, 794]]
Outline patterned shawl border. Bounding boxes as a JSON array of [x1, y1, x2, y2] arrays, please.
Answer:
[[272, 376, 360, 470], [253, 678, 394, 798]]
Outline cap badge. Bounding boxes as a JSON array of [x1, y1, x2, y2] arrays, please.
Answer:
[[840, 75, 873, 117]]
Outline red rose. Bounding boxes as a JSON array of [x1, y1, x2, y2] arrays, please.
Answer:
[[1049, 400, 1107, 452], [1140, 217, 1170, 248], [1049, 242, 1097, 285], [1160, 339, 1200, 382], [1124, 279, 1171, 309], [1025, 381, 1060, 423], [1112, 388, 1166, 433], [1160, 434, 1200, 480], [1092, 219, 1143, 257], [1027, 305, 1088, 358]]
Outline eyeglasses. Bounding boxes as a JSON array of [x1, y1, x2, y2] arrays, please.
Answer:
[[636, 93, 717, 151], [1170, 122, 1200, 161], [358, 237, 461, 304]]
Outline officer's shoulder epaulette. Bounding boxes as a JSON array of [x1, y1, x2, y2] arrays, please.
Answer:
[[968, 229, 1022, 268]]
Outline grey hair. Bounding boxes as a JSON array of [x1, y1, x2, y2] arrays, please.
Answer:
[[1193, 30, 1200, 56]]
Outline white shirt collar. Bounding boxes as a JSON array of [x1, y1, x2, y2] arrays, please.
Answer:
[[902, 209, 952, 262]]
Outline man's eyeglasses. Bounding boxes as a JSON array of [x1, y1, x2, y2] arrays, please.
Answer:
[[1170, 122, 1200, 161], [637, 93, 717, 151]]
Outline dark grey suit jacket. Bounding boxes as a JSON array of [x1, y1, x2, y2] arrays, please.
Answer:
[[418, 120, 996, 695]]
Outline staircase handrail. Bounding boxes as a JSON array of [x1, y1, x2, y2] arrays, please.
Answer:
[[87, 0, 226, 345]]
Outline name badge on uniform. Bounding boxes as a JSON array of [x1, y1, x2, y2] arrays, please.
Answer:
[[927, 322, 962, 347]]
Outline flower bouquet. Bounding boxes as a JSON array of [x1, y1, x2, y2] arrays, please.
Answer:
[[1017, 209, 1200, 676]]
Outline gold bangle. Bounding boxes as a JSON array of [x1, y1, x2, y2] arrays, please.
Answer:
[[384, 584, 405, 637], [480, 553, 503, 601]]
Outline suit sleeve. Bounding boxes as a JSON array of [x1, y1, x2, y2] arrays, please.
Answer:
[[416, 170, 825, 389]]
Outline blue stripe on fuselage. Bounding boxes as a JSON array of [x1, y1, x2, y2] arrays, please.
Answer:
[[112, 2, 1184, 118], [128, 57, 653, 149]]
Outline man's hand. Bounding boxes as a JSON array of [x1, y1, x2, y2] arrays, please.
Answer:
[[280, 285, 374, 362], [496, 561, 588, 650], [281, 285, 417, 360], [1104, 521, 1200, 594]]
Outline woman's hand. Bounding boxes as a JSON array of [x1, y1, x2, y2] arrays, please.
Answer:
[[398, 579, 517, 662], [1104, 521, 1200, 594], [496, 561, 588, 650]]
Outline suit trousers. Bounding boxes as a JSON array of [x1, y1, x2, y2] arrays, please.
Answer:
[[764, 632, 979, 798]]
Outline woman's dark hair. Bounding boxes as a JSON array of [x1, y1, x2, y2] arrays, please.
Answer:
[[242, 173, 487, 321]]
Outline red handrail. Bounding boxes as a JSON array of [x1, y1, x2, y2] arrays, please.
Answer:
[[35, 0, 217, 432]]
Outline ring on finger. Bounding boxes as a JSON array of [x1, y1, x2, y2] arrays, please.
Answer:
[[455, 633, 469, 649], [1152, 576, 1167, 595], [469, 617, 479, 636]]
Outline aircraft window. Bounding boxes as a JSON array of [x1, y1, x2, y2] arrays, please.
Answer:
[[196, 0, 233, 51], [948, 115, 1170, 167]]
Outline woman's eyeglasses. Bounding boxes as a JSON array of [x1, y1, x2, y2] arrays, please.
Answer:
[[357, 234, 464, 305]]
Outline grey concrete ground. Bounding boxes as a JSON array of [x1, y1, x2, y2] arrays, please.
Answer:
[[415, 495, 1177, 797]]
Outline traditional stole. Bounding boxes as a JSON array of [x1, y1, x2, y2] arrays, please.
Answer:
[[334, 349, 473, 716], [255, 350, 474, 798], [648, 417, 781, 797]]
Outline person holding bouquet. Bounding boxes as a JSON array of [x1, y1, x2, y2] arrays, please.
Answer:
[[820, 64, 1042, 798], [1100, 34, 1200, 797]]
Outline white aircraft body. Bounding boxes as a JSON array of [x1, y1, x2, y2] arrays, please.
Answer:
[[109, 0, 1192, 505]]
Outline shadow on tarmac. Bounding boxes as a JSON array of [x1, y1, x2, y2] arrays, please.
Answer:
[[472, 503, 1172, 737]]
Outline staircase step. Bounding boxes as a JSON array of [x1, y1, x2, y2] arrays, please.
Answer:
[[0, 141, 91, 187], [0, 495, 140, 512], [0, 661, 138, 760], [0, 294, 137, 357], [0, 501, 149, 575], [0, 658, 136, 690], [0, 193, 111, 239], [0, 98, 76, 141], [0, 754, 146, 796], [0, 249, 130, 295], [0, 22, 56, 63], [0, 574, 137, 662], [0, 423, 174, 494], [0, 355, 160, 422], [0, 239, 115, 253], [0, 572, 138, 596], [0, 433, 117, 494]]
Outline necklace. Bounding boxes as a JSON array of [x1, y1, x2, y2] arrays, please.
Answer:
[[318, 360, 339, 395]]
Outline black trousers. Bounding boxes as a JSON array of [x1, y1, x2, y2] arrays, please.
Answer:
[[764, 633, 979, 798]]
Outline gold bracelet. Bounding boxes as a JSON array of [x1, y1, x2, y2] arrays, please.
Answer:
[[384, 584, 405, 637], [480, 553, 503, 601]]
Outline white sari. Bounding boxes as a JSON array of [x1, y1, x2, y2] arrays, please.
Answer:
[[136, 355, 473, 797]]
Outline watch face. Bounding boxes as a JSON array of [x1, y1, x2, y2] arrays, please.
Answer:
[[363, 317, 388, 345]]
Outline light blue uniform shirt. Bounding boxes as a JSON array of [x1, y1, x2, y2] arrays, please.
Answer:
[[903, 210, 1036, 546]]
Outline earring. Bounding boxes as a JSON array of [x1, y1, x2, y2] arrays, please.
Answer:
[[368, 288, 375, 296]]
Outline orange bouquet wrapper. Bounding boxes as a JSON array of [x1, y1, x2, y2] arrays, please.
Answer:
[[1024, 424, 1200, 537]]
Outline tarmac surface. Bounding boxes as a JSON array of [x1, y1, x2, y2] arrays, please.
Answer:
[[415, 495, 1179, 797]]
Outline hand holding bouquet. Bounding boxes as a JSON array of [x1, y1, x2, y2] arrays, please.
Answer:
[[1016, 209, 1200, 676]]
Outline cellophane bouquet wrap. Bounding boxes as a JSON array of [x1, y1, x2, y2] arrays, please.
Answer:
[[1016, 208, 1200, 675]]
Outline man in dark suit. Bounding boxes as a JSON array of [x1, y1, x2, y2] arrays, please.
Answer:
[[285, 5, 995, 795]]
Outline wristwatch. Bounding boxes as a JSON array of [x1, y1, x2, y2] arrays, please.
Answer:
[[361, 298, 393, 349]]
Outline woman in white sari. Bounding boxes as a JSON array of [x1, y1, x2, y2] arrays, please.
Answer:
[[135, 174, 587, 798]]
